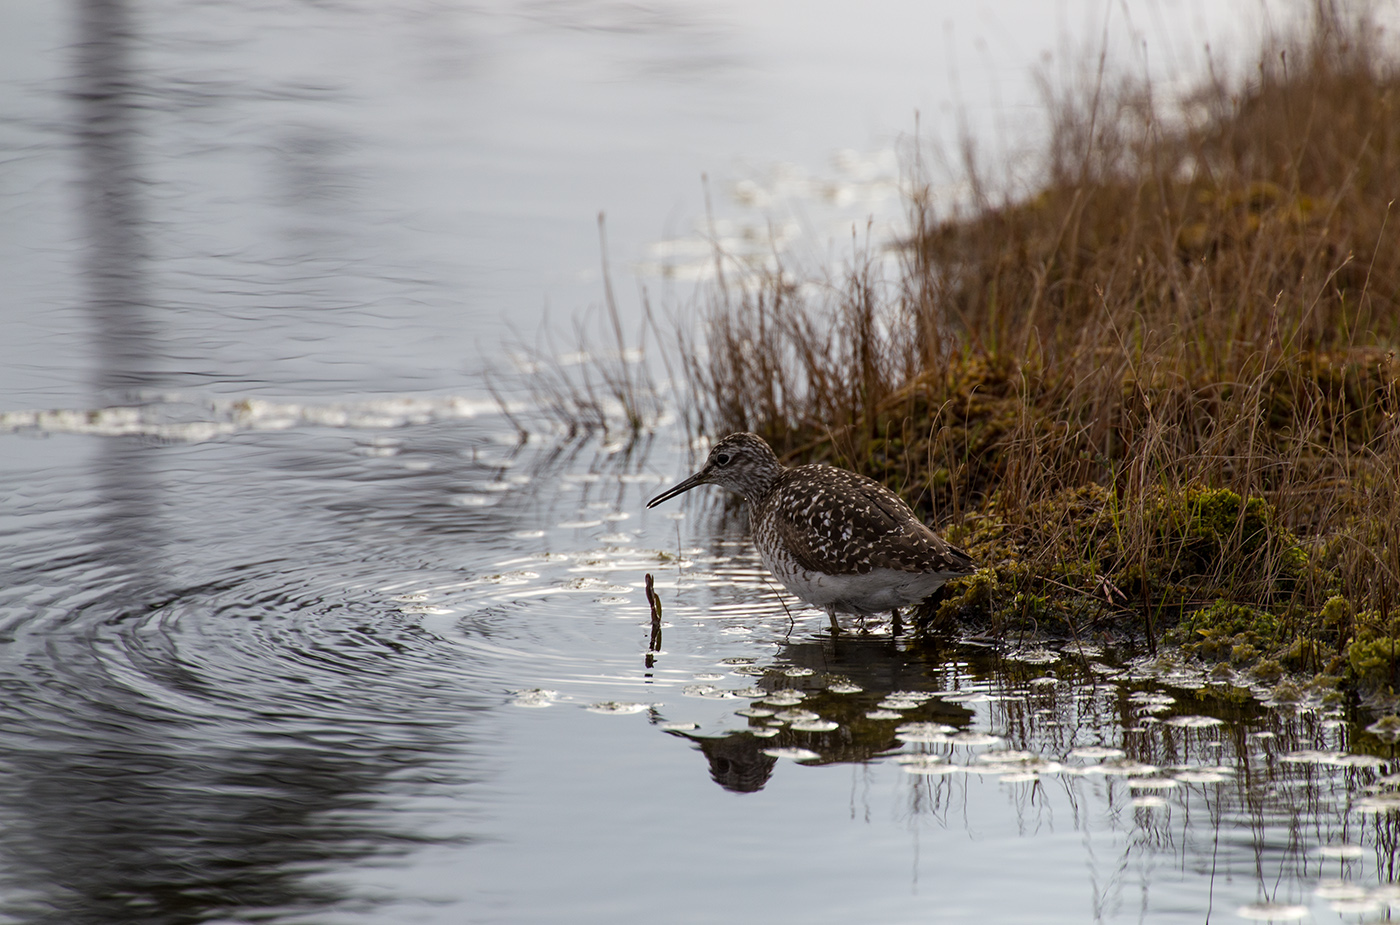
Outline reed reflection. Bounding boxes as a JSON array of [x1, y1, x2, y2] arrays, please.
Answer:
[[661, 636, 1400, 916]]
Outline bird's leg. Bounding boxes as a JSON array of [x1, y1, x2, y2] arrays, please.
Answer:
[[827, 609, 842, 635], [891, 608, 902, 637]]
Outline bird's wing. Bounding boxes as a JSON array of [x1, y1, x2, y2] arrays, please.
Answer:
[[767, 467, 972, 576]]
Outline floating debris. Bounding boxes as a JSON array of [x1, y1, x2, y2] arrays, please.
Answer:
[[1069, 746, 1125, 760], [586, 701, 651, 715], [735, 708, 776, 718], [895, 722, 957, 743], [1128, 692, 1177, 714], [682, 685, 736, 699], [1006, 648, 1059, 665], [1353, 792, 1400, 814], [826, 680, 863, 694], [977, 749, 1037, 763], [1313, 844, 1365, 860], [659, 721, 699, 732], [510, 689, 563, 708], [1164, 714, 1225, 728], [1335, 753, 1387, 768], [999, 770, 1040, 783], [773, 709, 820, 723], [763, 747, 821, 762], [1235, 901, 1308, 921], [942, 691, 991, 704], [893, 754, 952, 775], [790, 719, 839, 732], [1100, 759, 1161, 777], [782, 667, 815, 677], [1280, 750, 1347, 765], [865, 710, 904, 721], [1159, 670, 1207, 690], [875, 691, 933, 710], [397, 603, 454, 615]]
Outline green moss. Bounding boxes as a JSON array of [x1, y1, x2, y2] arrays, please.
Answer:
[[1345, 613, 1400, 693], [1172, 599, 1287, 666], [928, 568, 998, 628], [1319, 595, 1354, 638], [1143, 486, 1306, 592]]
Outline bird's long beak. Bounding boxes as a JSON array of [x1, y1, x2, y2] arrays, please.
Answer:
[[646, 470, 709, 508]]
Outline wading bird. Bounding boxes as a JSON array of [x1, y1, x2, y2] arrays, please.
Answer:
[[648, 433, 974, 635]]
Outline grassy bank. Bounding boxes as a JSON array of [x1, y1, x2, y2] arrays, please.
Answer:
[[678, 5, 1400, 705]]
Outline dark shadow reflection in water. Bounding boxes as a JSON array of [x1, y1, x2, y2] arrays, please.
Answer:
[[0, 702, 462, 924], [0, 543, 481, 923], [75, 0, 157, 403]]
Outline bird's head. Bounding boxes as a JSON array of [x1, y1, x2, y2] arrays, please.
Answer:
[[647, 433, 784, 508]]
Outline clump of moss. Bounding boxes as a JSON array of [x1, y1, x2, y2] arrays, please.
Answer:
[[1172, 600, 1282, 662], [1345, 612, 1400, 694], [1163, 488, 1300, 578], [926, 567, 997, 630], [1127, 486, 1307, 606]]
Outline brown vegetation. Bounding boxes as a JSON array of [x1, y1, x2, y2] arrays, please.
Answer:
[[678, 4, 1400, 702]]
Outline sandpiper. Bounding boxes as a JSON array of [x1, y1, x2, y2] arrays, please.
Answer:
[[647, 433, 975, 635]]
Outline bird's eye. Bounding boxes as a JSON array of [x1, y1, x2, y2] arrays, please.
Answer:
[[714, 453, 732, 467]]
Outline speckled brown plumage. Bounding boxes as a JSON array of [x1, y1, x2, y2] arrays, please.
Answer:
[[647, 433, 975, 634], [753, 464, 971, 577]]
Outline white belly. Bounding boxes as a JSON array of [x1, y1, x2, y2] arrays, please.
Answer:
[[758, 545, 953, 615]]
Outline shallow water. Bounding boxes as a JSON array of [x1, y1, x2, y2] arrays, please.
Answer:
[[4, 1, 1399, 923], [4, 420, 1400, 923]]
